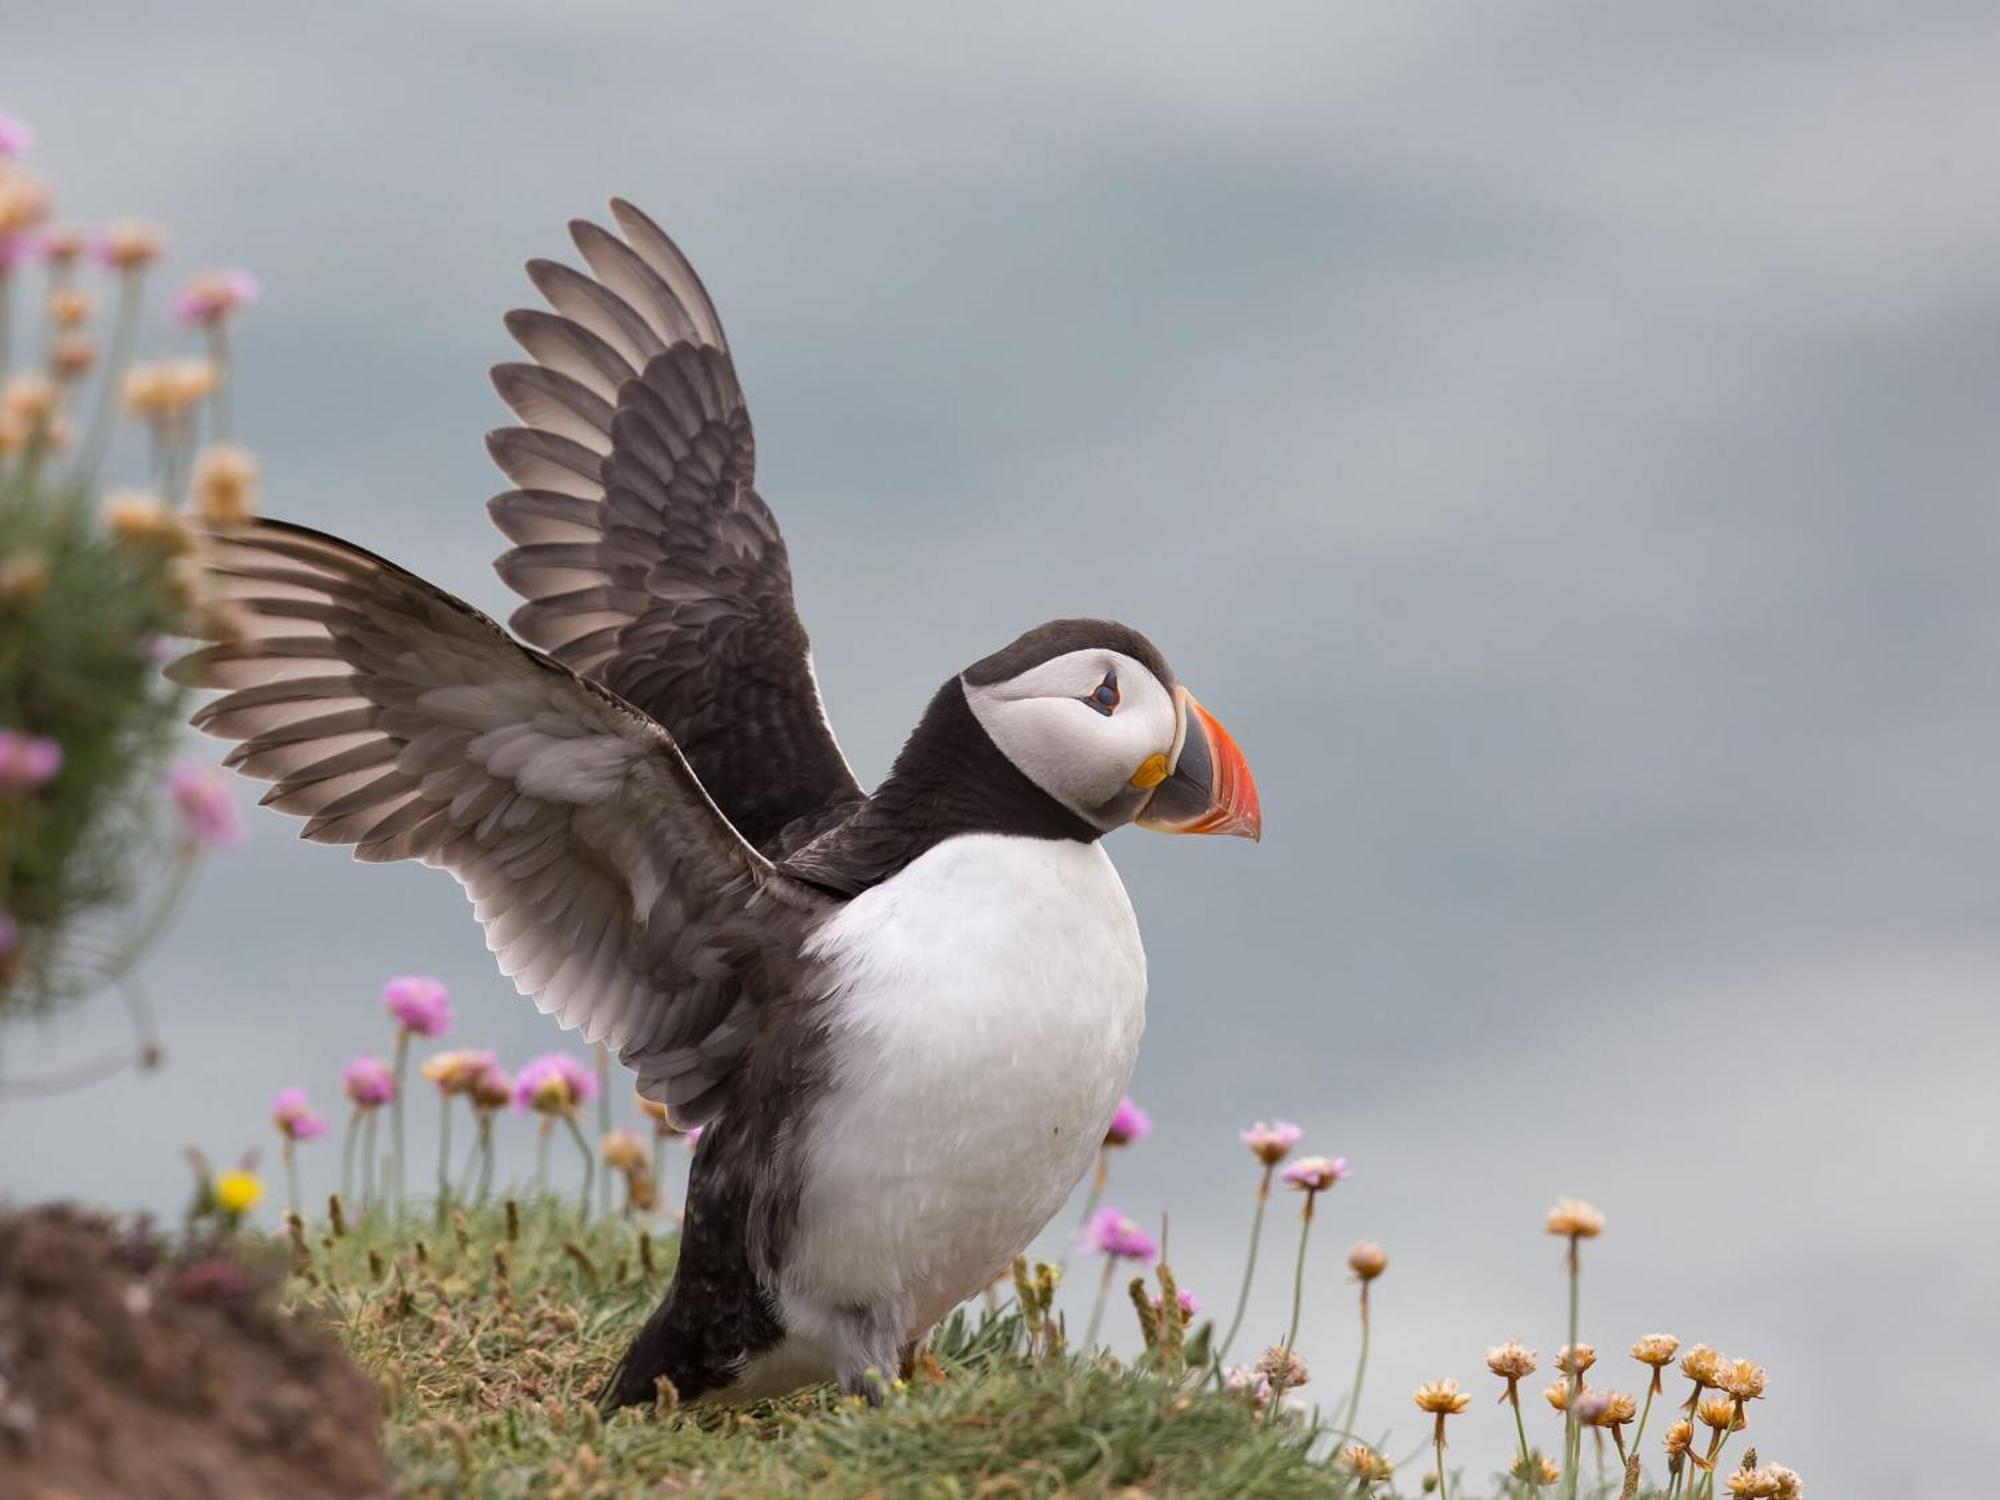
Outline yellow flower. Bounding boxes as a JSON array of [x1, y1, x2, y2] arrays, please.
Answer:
[[1545, 1198, 1604, 1238], [1632, 1333, 1680, 1367], [1413, 1379, 1471, 1416], [214, 1170, 263, 1214], [1347, 1240, 1389, 1281]]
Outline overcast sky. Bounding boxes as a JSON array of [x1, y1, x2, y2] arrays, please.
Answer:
[[6, 4, 2000, 1492]]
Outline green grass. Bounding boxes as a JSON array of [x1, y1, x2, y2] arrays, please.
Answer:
[[283, 1200, 1679, 1500], [285, 1198, 1345, 1499]]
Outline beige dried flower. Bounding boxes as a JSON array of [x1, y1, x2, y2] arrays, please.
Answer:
[[191, 443, 258, 527], [1554, 1343, 1596, 1377], [1714, 1358, 1766, 1403], [47, 286, 92, 329], [1545, 1198, 1605, 1238], [119, 364, 175, 418], [0, 553, 50, 606], [1543, 1379, 1571, 1413], [1347, 1241, 1389, 1281], [103, 491, 191, 554], [1510, 1452, 1561, 1486], [51, 333, 96, 381], [164, 358, 216, 408], [1664, 1418, 1693, 1457], [2, 374, 56, 426], [1768, 1464, 1802, 1499], [1698, 1395, 1746, 1433], [98, 219, 166, 271], [1577, 1389, 1637, 1429], [1632, 1333, 1680, 1367], [1728, 1469, 1783, 1499], [1413, 1379, 1471, 1416], [1254, 1345, 1310, 1390], [1680, 1343, 1722, 1387], [39, 226, 87, 266], [1485, 1341, 1537, 1384], [0, 170, 53, 238], [1339, 1443, 1394, 1482]]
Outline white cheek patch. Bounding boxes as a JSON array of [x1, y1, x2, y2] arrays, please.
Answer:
[[964, 650, 1179, 826]]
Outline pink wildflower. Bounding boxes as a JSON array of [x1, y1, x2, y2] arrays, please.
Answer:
[[1281, 1155, 1350, 1193], [1152, 1286, 1201, 1318], [342, 1056, 395, 1108], [167, 761, 243, 848], [0, 114, 31, 159], [1081, 1206, 1156, 1262], [271, 1087, 328, 1142], [173, 269, 260, 328], [1241, 1120, 1303, 1166], [1226, 1365, 1274, 1408], [0, 730, 62, 795], [1103, 1096, 1151, 1147], [512, 1052, 598, 1115], [382, 975, 451, 1037]]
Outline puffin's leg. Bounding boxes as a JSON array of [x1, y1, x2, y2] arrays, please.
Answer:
[[829, 1302, 907, 1404]]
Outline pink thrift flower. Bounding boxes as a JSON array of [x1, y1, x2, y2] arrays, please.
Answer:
[[1152, 1286, 1200, 1318], [1281, 1154, 1350, 1193], [0, 114, 31, 159], [1226, 1365, 1274, 1408], [271, 1087, 328, 1142], [1081, 1206, 1156, 1262], [167, 761, 243, 848], [173, 269, 260, 328], [342, 1056, 395, 1108], [0, 730, 62, 795], [1103, 1096, 1151, 1148], [0, 237, 29, 274], [1241, 1120, 1303, 1166], [512, 1052, 598, 1115], [382, 975, 451, 1037]]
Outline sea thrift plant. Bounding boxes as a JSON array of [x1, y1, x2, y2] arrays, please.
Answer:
[[1080, 1206, 1156, 1349], [1343, 1239, 1389, 1448], [1220, 1119, 1303, 1360], [380, 975, 449, 1210], [514, 1052, 600, 1213], [1546, 1198, 1604, 1497], [341, 1056, 394, 1212], [270, 1086, 326, 1216], [1066, 1094, 1150, 1275], [420, 1046, 490, 1218], [167, 761, 242, 849], [1275, 1154, 1347, 1368], [0, 728, 61, 794]]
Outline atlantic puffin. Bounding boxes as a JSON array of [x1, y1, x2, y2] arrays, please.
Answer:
[[173, 200, 1261, 1407]]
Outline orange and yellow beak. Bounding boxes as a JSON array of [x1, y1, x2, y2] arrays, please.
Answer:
[[1135, 688, 1262, 841]]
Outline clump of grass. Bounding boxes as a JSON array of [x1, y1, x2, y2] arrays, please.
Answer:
[[286, 1198, 1339, 1498]]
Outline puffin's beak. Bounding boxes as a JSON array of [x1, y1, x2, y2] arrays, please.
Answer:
[[1136, 688, 1262, 841]]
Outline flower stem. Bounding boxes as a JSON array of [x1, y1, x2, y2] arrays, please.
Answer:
[[1084, 1255, 1116, 1350], [389, 1028, 410, 1211], [1508, 1387, 1535, 1493], [1341, 1279, 1372, 1442], [535, 1117, 550, 1192], [434, 1094, 453, 1226], [477, 1113, 495, 1203], [595, 1043, 611, 1217], [74, 270, 143, 487], [341, 1107, 359, 1208], [1434, 1418, 1451, 1500], [361, 1110, 378, 1214], [1218, 1164, 1273, 1362], [283, 1139, 300, 1220], [1561, 1235, 1582, 1500], [204, 323, 232, 442], [561, 1111, 595, 1218], [1282, 1188, 1316, 1354], [1061, 1148, 1110, 1277]]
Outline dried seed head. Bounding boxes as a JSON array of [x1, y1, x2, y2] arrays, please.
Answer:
[[1664, 1418, 1694, 1456], [1340, 1444, 1395, 1481], [1545, 1198, 1605, 1239], [40, 226, 86, 266], [1715, 1358, 1767, 1403], [1680, 1344, 1722, 1387], [1768, 1464, 1803, 1499], [1485, 1341, 1537, 1381], [1412, 1379, 1471, 1416], [1347, 1240, 1389, 1281], [1544, 1379, 1571, 1413], [97, 219, 166, 271], [0, 552, 49, 605], [0, 171, 52, 238], [1632, 1333, 1681, 1367], [1511, 1452, 1561, 1485], [3, 374, 56, 425], [1728, 1470, 1784, 1499], [51, 333, 95, 380], [1254, 1345, 1310, 1389], [103, 491, 190, 553], [1698, 1396, 1746, 1432], [191, 442, 258, 527], [1554, 1343, 1596, 1377], [1576, 1389, 1637, 1429], [47, 287, 92, 329]]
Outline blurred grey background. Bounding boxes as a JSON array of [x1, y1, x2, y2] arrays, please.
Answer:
[[6, 3, 1999, 1492]]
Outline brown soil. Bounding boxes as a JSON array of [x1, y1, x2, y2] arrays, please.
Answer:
[[0, 1203, 391, 1500]]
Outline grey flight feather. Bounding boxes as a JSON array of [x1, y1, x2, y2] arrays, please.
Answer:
[[172, 518, 829, 1125], [489, 198, 864, 852]]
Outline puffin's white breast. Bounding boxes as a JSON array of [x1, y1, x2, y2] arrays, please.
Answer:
[[782, 833, 1146, 1335]]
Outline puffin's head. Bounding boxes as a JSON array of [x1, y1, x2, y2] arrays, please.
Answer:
[[960, 619, 1260, 840]]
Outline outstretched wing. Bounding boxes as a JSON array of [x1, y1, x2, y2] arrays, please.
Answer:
[[172, 519, 827, 1124], [487, 199, 863, 852]]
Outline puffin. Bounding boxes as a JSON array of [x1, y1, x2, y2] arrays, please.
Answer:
[[172, 200, 1262, 1407]]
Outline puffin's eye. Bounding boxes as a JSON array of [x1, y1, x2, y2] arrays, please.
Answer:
[[1084, 670, 1120, 716]]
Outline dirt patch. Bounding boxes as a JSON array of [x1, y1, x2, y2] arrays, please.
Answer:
[[0, 1204, 391, 1500]]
